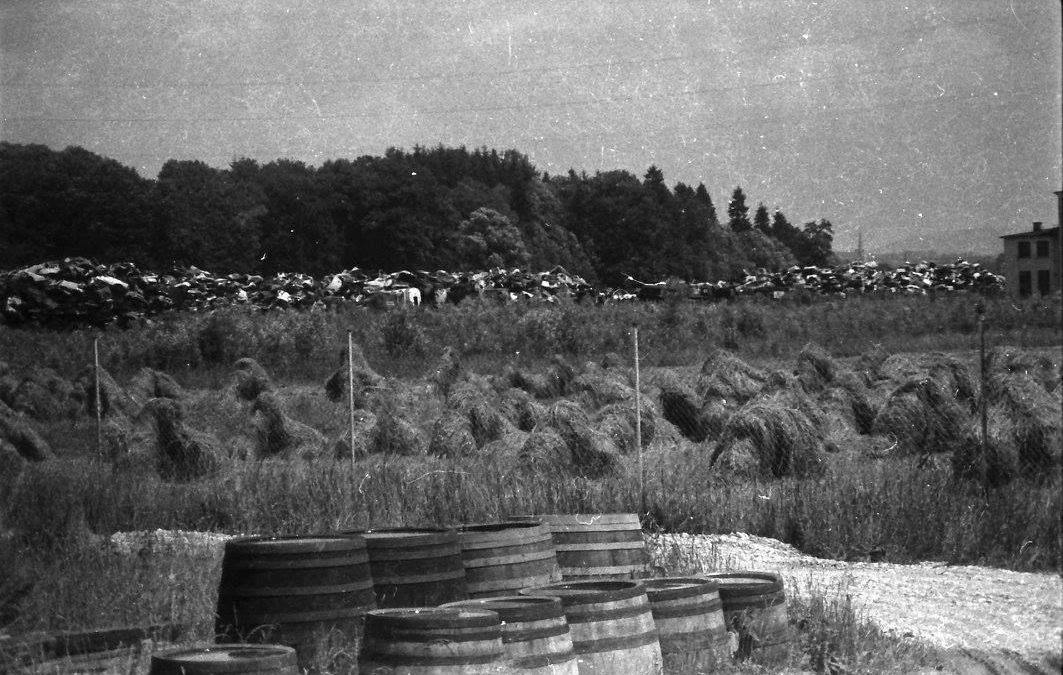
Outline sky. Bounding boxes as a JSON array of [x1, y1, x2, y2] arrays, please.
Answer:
[[1, 0, 1060, 255]]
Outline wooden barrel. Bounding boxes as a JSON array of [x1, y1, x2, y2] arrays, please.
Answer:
[[642, 577, 730, 672], [358, 607, 504, 674], [214, 535, 375, 672], [442, 597, 578, 675], [509, 513, 648, 580], [150, 644, 299, 675], [521, 580, 662, 675], [705, 572, 790, 662], [355, 528, 469, 608], [457, 521, 560, 597]]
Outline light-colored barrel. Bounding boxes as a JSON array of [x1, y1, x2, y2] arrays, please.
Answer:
[[358, 607, 504, 674], [458, 521, 560, 597], [355, 528, 469, 609], [705, 572, 790, 663], [150, 644, 299, 675], [642, 577, 730, 672], [443, 597, 578, 675], [521, 580, 662, 675], [509, 514, 648, 579]]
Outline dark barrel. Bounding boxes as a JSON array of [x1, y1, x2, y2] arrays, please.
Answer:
[[704, 572, 790, 662], [642, 577, 730, 672], [509, 513, 649, 579], [521, 580, 662, 675], [358, 607, 504, 674], [442, 597, 578, 675], [457, 521, 560, 597], [354, 528, 468, 608], [214, 535, 375, 672], [150, 644, 299, 675]]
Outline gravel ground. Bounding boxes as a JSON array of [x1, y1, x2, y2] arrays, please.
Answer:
[[647, 532, 1063, 673]]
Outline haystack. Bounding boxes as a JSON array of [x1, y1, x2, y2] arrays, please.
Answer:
[[429, 411, 478, 458], [9, 368, 80, 421], [371, 407, 425, 455], [519, 429, 573, 473], [878, 353, 975, 409], [594, 400, 656, 453], [0, 439, 27, 504], [795, 342, 837, 392], [0, 373, 18, 407], [571, 363, 636, 410], [951, 435, 1018, 488], [656, 372, 710, 442], [251, 392, 328, 459], [870, 378, 967, 456], [429, 346, 464, 398], [142, 398, 220, 481], [697, 350, 766, 404], [233, 357, 272, 402], [497, 387, 545, 432], [854, 344, 889, 384], [331, 409, 378, 459], [0, 401, 52, 461], [985, 372, 1062, 472], [481, 430, 530, 469], [325, 343, 384, 403], [128, 367, 184, 405], [541, 400, 622, 477], [447, 381, 507, 446], [710, 392, 827, 478], [74, 365, 139, 418], [989, 347, 1061, 393]]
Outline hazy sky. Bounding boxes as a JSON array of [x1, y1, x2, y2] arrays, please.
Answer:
[[2, 0, 1060, 254]]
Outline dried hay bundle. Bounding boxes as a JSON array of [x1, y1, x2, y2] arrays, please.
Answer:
[[128, 367, 184, 406], [481, 430, 529, 469], [447, 381, 507, 446], [0, 438, 27, 504], [0, 400, 52, 461], [989, 347, 1061, 393], [143, 398, 220, 481], [6, 459, 99, 551], [698, 398, 733, 440], [657, 372, 710, 442], [10, 368, 80, 421], [233, 357, 272, 401], [497, 387, 545, 432], [0, 373, 18, 407], [985, 372, 1062, 472], [879, 352, 975, 408], [519, 429, 573, 473], [332, 409, 378, 459], [594, 400, 656, 453], [697, 350, 766, 404], [372, 407, 425, 456], [76, 364, 141, 418], [795, 342, 837, 392], [871, 378, 967, 456], [429, 410, 478, 458], [541, 400, 621, 477], [251, 392, 328, 459], [600, 352, 628, 370], [854, 344, 890, 384], [325, 343, 383, 403], [430, 346, 464, 398], [711, 392, 827, 478], [571, 364, 636, 410]]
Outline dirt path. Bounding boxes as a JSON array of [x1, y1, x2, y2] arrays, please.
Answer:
[[648, 532, 1063, 674]]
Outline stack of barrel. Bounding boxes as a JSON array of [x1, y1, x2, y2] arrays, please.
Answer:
[[147, 513, 790, 674]]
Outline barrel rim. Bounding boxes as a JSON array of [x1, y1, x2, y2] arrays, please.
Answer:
[[459, 520, 545, 534], [351, 527, 458, 546], [365, 607, 500, 629], [152, 643, 297, 663], [643, 576, 722, 600], [703, 572, 784, 596], [520, 579, 645, 603], [224, 535, 365, 554], [441, 596, 563, 622]]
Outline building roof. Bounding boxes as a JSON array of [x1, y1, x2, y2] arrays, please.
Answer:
[[1000, 226, 1060, 240]]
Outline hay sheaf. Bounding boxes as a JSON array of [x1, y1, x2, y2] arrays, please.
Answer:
[[540, 400, 622, 477], [990, 347, 1061, 394], [447, 381, 507, 446], [519, 429, 573, 473], [142, 398, 220, 481], [985, 372, 1062, 472], [497, 387, 545, 433], [429, 410, 478, 458], [0, 401, 52, 461], [656, 372, 710, 442], [697, 350, 766, 404], [481, 431, 530, 469], [571, 365, 636, 410], [233, 357, 272, 402], [128, 367, 184, 406], [326, 343, 385, 402], [430, 346, 464, 398], [251, 392, 328, 459], [711, 393, 827, 478], [870, 378, 968, 456], [795, 342, 837, 392], [0, 439, 28, 504], [9, 368, 80, 421], [331, 409, 379, 459], [878, 353, 975, 409], [594, 401, 656, 453], [854, 344, 890, 384], [75, 365, 140, 418], [372, 408, 425, 456], [951, 434, 1019, 488]]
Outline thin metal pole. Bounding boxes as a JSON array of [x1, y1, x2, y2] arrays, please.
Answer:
[[94, 337, 102, 458], [348, 331, 357, 463], [633, 325, 644, 516], [978, 310, 988, 480]]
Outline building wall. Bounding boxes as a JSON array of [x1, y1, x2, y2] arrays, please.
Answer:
[[1002, 230, 1061, 297]]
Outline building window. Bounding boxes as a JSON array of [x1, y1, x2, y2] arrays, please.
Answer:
[[1037, 270, 1051, 296], [1018, 271, 1031, 296], [1017, 241, 1031, 258], [1036, 240, 1049, 257]]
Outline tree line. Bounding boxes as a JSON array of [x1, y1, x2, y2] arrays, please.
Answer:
[[0, 142, 835, 285]]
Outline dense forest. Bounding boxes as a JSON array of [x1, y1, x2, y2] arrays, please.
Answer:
[[0, 142, 835, 285]]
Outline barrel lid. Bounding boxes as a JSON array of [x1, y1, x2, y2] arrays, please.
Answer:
[[225, 535, 364, 554], [442, 596, 563, 622], [152, 644, 296, 672], [521, 580, 645, 604], [365, 607, 500, 628], [460, 521, 543, 533], [355, 527, 458, 547], [704, 572, 784, 596], [642, 576, 721, 600], [510, 513, 642, 532]]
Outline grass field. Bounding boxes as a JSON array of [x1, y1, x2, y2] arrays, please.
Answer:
[[1, 291, 1060, 673]]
